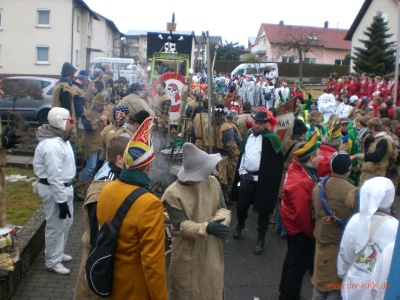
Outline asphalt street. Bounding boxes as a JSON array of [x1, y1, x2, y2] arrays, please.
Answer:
[[223, 205, 313, 300]]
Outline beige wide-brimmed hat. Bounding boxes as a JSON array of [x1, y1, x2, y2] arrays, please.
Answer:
[[177, 143, 222, 182]]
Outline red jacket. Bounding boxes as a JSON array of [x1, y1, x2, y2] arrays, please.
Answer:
[[280, 158, 316, 239], [347, 81, 361, 97], [316, 144, 337, 178]]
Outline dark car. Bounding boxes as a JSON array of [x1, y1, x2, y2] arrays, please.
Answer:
[[0, 76, 58, 124]]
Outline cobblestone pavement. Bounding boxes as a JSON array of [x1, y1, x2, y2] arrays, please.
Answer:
[[12, 200, 85, 300]]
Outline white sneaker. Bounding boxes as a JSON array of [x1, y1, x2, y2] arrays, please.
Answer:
[[62, 254, 73, 262], [47, 263, 70, 275]]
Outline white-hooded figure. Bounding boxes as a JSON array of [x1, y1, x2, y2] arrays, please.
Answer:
[[128, 63, 142, 85], [337, 177, 398, 300]]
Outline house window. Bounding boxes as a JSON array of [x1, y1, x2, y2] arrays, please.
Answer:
[[131, 38, 139, 44], [304, 57, 317, 64], [282, 56, 295, 63], [306, 35, 318, 40], [37, 10, 50, 27], [76, 50, 79, 66], [77, 15, 80, 32], [0, 9, 3, 30], [88, 22, 92, 37], [335, 59, 343, 65], [36, 46, 49, 64]]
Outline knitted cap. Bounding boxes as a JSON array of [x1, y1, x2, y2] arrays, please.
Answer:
[[76, 70, 91, 82], [124, 117, 155, 169], [61, 62, 77, 77], [293, 131, 320, 158], [330, 151, 352, 174], [293, 119, 308, 136]]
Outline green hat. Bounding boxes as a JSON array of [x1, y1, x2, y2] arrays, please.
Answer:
[[293, 131, 320, 158], [326, 123, 342, 141]]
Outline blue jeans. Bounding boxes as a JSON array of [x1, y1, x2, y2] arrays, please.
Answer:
[[79, 152, 99, 182], [276, 201, 287, 237]]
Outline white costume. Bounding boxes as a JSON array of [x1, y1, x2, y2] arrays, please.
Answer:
[[318, 92, 336, 121], [33, 127, 76, 268], [336, 102, 352, 119], [337, 177, 398, 300]]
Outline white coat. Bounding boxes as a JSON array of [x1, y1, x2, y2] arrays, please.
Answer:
[[337, 214, 398, 300], [318, 93, 336, 121]]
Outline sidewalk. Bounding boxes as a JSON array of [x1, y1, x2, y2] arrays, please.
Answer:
[[6, 154, 34, 169], [6, 153, 85, 300]]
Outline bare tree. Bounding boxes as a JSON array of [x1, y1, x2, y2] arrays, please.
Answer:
[[273, 26, 324, 82]]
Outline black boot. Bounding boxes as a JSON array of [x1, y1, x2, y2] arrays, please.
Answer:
[[254, 239, 265, 255], [254, 230, 266, 255], [233, 225, 244, 240]]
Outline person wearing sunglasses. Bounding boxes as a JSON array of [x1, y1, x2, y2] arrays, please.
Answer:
[[33, 107, 76, 275]]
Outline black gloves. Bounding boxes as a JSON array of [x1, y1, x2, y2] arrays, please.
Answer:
[[1, 127, 21, 149], [278, 90, 283, 98], [206, 218, 229, 239], [58, 202, 71, 219]]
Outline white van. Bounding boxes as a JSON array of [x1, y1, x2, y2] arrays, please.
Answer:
[[89, 57, 134, 82], [231, 62, 279, 80]]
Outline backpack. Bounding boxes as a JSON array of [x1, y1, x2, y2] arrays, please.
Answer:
[[263, 87, 274, 101], [85, 187, 148, 298]]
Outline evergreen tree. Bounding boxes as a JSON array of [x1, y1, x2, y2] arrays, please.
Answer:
[[352, 12, 395, 76], [217, 41, 243, 61]]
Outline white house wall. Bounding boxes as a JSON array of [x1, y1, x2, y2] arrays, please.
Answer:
[[350, 0, 398, 72]]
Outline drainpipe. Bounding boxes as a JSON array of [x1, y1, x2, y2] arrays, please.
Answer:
[[71, 5, 76, 64]]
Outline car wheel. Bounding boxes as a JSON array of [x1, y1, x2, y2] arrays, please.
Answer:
[[37, 109, 49, 125]]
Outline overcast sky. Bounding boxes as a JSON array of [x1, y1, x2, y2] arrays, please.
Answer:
[[84, 0, 365, 46]]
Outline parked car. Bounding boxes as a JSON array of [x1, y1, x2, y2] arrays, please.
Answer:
[[0, 76, 58, 124]]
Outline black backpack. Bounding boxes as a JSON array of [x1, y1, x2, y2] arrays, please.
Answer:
[[85, 187, 148, 298]]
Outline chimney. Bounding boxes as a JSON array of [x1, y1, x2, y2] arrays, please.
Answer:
[[279, 20, 284, 26], [324, 21, 329, 28]]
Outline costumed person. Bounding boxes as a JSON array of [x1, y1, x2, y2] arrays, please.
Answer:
[[231, 109, 284, 255], [96, 117, 168, 300], [191, 100, 210, 151], [162, 143, 231, 300], [311, 152, 356, 300], [236, 101, 254, 137], [99, 105, 130, 163], [292, 80, 304, 99], [213, 104, 239, 205], [74, 136, 130, 299], [318, 87, 336, 121], [316, 123, 343, 178], [351, 118, 397, 185], [279, 132, 320, 300], [51, 62, 78, 152], [275, 119, 308, 239], [337, 177, 398, 300], [77, 93, 111, 199], [306, 110, 327, 140], [152, 80, 171, 151], [33, 107, 76, 275]]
